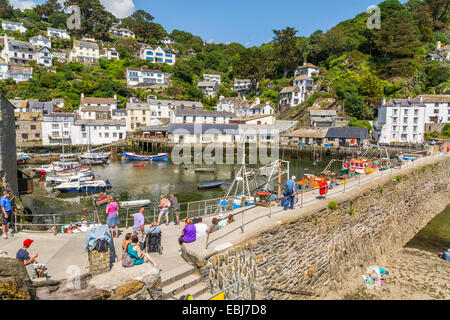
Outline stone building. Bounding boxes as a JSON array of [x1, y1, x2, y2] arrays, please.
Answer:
[[14, 112, 43, 147], [0, 95, 18, 194]]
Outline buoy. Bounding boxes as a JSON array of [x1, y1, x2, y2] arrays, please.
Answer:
[[121, 157, 125, 161]]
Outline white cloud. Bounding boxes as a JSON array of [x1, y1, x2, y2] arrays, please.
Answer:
[[9, 0, 36, 10], [100, 0, 135, 19]]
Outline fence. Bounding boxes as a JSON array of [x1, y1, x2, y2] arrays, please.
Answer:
[[204, 151, 449, 249]]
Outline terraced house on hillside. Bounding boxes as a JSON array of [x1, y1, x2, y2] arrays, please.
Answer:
[[126, 68, 166, 86], [135, 44, 176, 65], [1, 20, 27, 33], [1, 36, 35, 65], [109, 26, 135, 38], [70, 40, 100, 64], [47, 27, 70, 39], [0, 64, 33, 82]]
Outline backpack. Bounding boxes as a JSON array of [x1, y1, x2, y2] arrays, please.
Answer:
[[122, 244, 134, 268], [94, 238, 109, 252]]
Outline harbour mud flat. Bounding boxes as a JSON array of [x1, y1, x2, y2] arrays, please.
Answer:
[[343, 247, 449, 300]]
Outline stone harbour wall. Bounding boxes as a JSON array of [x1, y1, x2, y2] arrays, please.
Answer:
[[203, 158, 450, 299], [88, 249, 111, 275], [0, 258, 35, 300]]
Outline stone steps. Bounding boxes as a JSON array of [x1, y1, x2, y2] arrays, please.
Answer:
[[163, 273, 202, 296], [160, 264, 195, 287], [174, 282, 210, 300]]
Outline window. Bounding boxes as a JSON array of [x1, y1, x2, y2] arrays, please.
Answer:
[[105, 133, 109, 138], [63, 131, 69, 136], [104, 126, 109, 130], [403, 126, 407, 132], [82, 133, 87, 138], [434, 109, 439, 114], [22, 133, 28, 139], [404, 109, 408, 115], [142, 117, 146, 121], [113, 132, 117, 138], [414, 109, 419, 116], [393, 117, 398, 124], [392, 126, 397, 131], [51, 131, 59, 137], [35, 133, 40, 138], [52, 124, 59, 129], [99, 132, 102, 137], [403, 117, 408, 123], [15, 125, 19, 130], [401, 134, 407, 139], [30, 125, 36, 130]]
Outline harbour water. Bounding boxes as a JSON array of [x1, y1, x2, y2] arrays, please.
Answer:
[[21, 156, 335, 223]]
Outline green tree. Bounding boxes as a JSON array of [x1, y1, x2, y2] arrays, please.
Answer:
[[343, 91, 372, 120], [35, 0, 62, 20], [0, 0, 14, 19], [233, 47, 273, 90], [48, 12, 67, 29], [273, 27, 300, 78], [116, 38, 140, 59], [121, 9, 166, 40], [359, 74, 383, 108]]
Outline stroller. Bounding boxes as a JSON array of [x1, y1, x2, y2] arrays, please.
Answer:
[[143, 229, 163, 254]]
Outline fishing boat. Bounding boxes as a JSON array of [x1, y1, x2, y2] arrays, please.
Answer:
[[78, 151, 111, 164], [54, 179, 111, 193], [342, 159, 373, 174], [121, 150, 168, 161], [119, 199, 151, 207], [33, 162, 81, 176], [195, 168, 216, 173], [197, 181, 225, 189], [133, 163, 146, 167]]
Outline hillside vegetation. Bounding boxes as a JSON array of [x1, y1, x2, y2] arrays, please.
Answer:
[[0, 0, 448, 118]]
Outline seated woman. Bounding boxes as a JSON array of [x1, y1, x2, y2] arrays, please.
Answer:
[[126, 234, 160, 268], [179, 219, 196, 245], [210, 218, 219, 233], [121, 233, 132, 259]]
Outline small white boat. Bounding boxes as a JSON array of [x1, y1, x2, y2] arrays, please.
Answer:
[[33, 162, 81, 176], [78, 151, 111, 164], [60, 153, 77, 161], [119, 200, 151, 208], [54, 178, 111, 193], [46, 173, 95, 185]]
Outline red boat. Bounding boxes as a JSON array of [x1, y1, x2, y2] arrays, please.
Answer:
[[95, 195, 109, 206], [133, 163, 146, 167]]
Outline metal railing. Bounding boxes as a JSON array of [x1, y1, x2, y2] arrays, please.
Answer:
[[204, 151, 448, 249]]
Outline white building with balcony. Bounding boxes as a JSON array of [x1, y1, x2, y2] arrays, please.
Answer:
[[0, 64, 33, 82], [136, 44, 176, 65], [279, 86, 304, 107], [72, 119, 126, 146], [47, 28, 70, 39], [375, 99, 426, 145], [233, 79, 252, 93], [109, 26, 135, 38], [1, 36, 35, 65], [126, 68, 165, 86], [294, 62, 319, 78], [1, 21, 27, 33], [197, 81, 220, 98], [70, 40, 100, 64], [203, 74, 221, 85], [35, 47, 53, 67], [29, 35, 51, 49]]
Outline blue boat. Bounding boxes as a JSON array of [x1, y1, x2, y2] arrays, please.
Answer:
[[121, 150, 168, 161], [197, 181, 225, 189]]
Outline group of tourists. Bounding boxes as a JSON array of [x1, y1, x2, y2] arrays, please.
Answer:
[[178, 213, 235, 247]]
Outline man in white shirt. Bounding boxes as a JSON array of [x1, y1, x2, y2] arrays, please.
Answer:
[[195, 217, 210, 238]]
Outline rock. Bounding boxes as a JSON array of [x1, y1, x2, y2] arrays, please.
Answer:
[[0, 258, 35, 300]]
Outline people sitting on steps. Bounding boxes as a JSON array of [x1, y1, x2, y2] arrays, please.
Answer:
[[178, 218, 196, 248], [194, 217, 210, 239]]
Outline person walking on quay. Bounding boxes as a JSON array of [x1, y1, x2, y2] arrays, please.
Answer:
[[283, 176, 296, 210], [106, 197, 119, 238], [169, 193, 180, 225], [1, 190, 14, 239], [130, 208, 145, 238], [157, 194, 171, 226]]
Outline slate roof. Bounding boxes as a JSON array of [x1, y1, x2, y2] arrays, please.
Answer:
[[386, 99, 425, 108], [168, 123, 239, 134], [175, 109, 234, 117], [417, 95, 450, 103], [325, 127, 369, 139]]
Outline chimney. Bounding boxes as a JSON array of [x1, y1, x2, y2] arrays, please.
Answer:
[[382, 98, 386, 106], [114, 94, 117, 100], [436, 41, 441, 51], [219, 95, 224, 101], [419, 96, 423, 103], [255, 97, 260, 104], [81, 93, 84, 99]]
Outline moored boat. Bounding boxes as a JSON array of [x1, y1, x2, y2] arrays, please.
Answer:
[[197, 181, 225, 189], [78, 151, 111, 164], [119, 199, 151, 207], [195, 168, 216, 173], [121, 150, 168, 161], [54, 179, 111, 193]]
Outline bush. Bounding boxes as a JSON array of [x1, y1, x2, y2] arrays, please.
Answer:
[[395, 175, 402, 182], [328, 201, 337, 210]]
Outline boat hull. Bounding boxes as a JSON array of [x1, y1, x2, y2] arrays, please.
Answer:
[[122, 150, 168, 161], [197, 181, 225, 189], [57, 186, 107, 193]]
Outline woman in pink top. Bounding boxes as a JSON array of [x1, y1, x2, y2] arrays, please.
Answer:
[[106, 197, 119, 238]]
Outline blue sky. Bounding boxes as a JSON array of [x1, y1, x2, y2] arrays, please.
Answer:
[[13, 0, 404, 46], [135, 0, 391, 46]]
